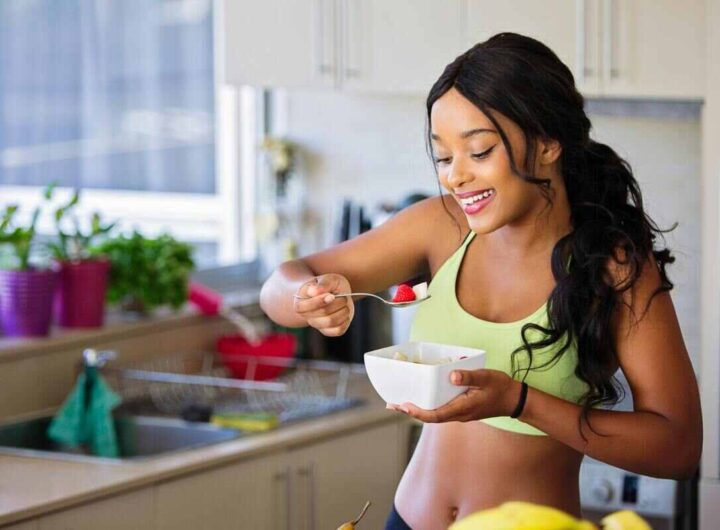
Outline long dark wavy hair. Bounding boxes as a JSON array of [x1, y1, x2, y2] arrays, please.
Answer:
[[426, 32, 675, 438]]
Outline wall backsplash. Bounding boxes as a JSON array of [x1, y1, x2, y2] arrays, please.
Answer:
[[283, 89, 701, 370]]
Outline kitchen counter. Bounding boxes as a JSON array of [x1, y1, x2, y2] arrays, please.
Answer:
[[0, 381, 405, 527]]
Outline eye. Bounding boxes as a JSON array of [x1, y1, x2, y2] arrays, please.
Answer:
[[471, 145, 495, 159], [433, 157, 451, 165]]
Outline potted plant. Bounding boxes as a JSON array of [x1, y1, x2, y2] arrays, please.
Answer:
[[0, 191, 58, 337], [92, 231, 195, 315], [46, 186, 116, 328]]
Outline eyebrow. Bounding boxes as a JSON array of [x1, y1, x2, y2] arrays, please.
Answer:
[[431, 128, 496, 141]]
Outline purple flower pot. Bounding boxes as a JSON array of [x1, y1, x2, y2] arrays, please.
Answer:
[[53, 258, 110, 328], [0, 268, 58, 337]]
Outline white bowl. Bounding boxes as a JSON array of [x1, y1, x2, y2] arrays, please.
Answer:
[[363, 341, 486, 410]]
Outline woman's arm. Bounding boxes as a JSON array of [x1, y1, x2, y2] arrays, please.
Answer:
[[400, 254, 702, 480], [515, 257, 702, 479], [259, 196, 459, 329]]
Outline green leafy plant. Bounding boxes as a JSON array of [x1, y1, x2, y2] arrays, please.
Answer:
[[91, 231, 195, 312], [0, 186, 51, 270], [45, 185, 116, 261]]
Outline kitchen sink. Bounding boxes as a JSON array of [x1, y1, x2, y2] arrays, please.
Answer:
[[0, 414, 241, 463]]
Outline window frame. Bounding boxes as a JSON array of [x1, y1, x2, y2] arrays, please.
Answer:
[[0, 0, 262, 267]]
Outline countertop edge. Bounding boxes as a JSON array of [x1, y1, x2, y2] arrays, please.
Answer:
[[0, 400, 407, 526]]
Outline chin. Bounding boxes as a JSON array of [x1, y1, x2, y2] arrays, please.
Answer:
[[466, 216, 501, 235]]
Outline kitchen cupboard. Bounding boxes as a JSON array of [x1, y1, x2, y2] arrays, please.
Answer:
[[465, 0, 600, 96], [2, 420, 408, 530], [465, 0, 705, 99], [155, 458, 265, 529], [288, 422, 404, 530], [220, 0, 335, 89], [155, 422, 406, 530], [35, 489, 155, 530], [219, 0, 466, 94], [598, 0, 705, 99], [220, 0, 705, 99]]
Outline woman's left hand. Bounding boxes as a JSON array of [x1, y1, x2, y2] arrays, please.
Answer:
[[387, 369, 522, 423]]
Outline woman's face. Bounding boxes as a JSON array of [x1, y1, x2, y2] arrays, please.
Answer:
[[430, 87, 553, 234]]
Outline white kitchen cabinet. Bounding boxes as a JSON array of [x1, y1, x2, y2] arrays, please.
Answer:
[[465, 0, 602, 96], [219, 0, 336, 89], [465, 0, 704, 100], [155, 457, 278, 530], [288, 422, 408, 530], [153, 421, 409, 530], [35, 489, 154, 530], [339, 0, 466, 93], [219, 0, 466, 93], [599, 0, 705, 99]]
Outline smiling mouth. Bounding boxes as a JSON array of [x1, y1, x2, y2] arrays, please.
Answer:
[[457, 189, 495, 206]]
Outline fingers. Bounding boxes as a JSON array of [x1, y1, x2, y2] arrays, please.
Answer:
[[303, 274, 340, 298], [307, 304, 351, 332], [388, 393, 475, 423], [450, 369, 492, 387], [294, 291, 344, 315], [293, 274, 354, 336]]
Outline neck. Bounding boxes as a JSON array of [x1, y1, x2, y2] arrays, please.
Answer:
[[489, 185, 572, 259]]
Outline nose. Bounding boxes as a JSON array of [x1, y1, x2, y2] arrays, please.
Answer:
[[446, 158, 474, 189]]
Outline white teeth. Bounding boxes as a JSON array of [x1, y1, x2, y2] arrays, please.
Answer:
[[459, 189, 494, 205]]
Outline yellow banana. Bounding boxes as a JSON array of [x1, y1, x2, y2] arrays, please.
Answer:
[[449, 501, 651, 530], [601, 510, 652, 530]]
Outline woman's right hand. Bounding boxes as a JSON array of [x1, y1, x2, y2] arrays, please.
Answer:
[[293, 273, 355, 337]]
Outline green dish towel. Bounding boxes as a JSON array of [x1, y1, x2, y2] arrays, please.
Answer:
[[48, 367, 122, 458]]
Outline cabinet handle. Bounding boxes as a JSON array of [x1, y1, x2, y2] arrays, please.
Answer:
[[273, 468, 292, 530], [315, 0, 333, 76], [603, 0, 619, 80], [341, 0, 360, 78], [576, 0, 593, 81], [297, 464, 316, 530]]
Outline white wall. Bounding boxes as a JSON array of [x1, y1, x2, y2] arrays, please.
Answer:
[[284, 90, 702, 369]]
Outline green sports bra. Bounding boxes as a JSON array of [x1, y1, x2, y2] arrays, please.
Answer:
[[409, 230, 590, 436]]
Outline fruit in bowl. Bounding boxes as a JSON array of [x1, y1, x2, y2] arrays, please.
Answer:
[[363, 341, 486, 410]]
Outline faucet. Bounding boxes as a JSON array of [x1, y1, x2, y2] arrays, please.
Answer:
[[82, 348, 117, 368]]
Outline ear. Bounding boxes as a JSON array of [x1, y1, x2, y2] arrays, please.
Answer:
[[537, 137, 562, 165]]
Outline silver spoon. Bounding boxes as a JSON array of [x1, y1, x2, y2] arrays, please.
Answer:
[[293, 292, 431, 307]]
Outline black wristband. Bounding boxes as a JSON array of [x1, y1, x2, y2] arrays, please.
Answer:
[[510, 382, 529, 419]]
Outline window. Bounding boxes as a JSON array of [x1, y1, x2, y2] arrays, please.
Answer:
[[0, 0, 258, 267]]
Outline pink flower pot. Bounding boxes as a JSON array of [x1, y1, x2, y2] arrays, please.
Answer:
[[53, 258, 110, 328], [0, 268, 58, 337]]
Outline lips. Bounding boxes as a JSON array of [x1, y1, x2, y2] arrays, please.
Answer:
[[457, 189, 495, 215], [455, 188, 493, 199]]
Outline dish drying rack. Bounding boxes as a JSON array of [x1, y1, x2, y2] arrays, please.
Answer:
[[103, 352, 367, 424]]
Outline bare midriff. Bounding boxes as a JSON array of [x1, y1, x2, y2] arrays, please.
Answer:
[[394, 421, 584, 530]]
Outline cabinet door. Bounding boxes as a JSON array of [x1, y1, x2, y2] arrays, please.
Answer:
[[219, 0, 336, 89], [465, 0, 603, 97], [340, 0, 467, 94], [291, 422, 409, 530], [155, 456, 287, 530], [599, 0, 705, 99], [36, 489, 154, 530]]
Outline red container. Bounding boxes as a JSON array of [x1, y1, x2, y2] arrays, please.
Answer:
[[53, 258, 110, 328], [218, 333, 297, 381]]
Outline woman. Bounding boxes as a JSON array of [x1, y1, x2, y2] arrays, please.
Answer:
[[259, 33, 702, 529]]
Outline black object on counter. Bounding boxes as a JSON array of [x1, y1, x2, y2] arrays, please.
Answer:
[[180, 404, 213, 423]]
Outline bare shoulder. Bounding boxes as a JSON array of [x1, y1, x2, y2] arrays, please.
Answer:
[[404, 195, 470, 264], [299, 194, 469, 294]]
